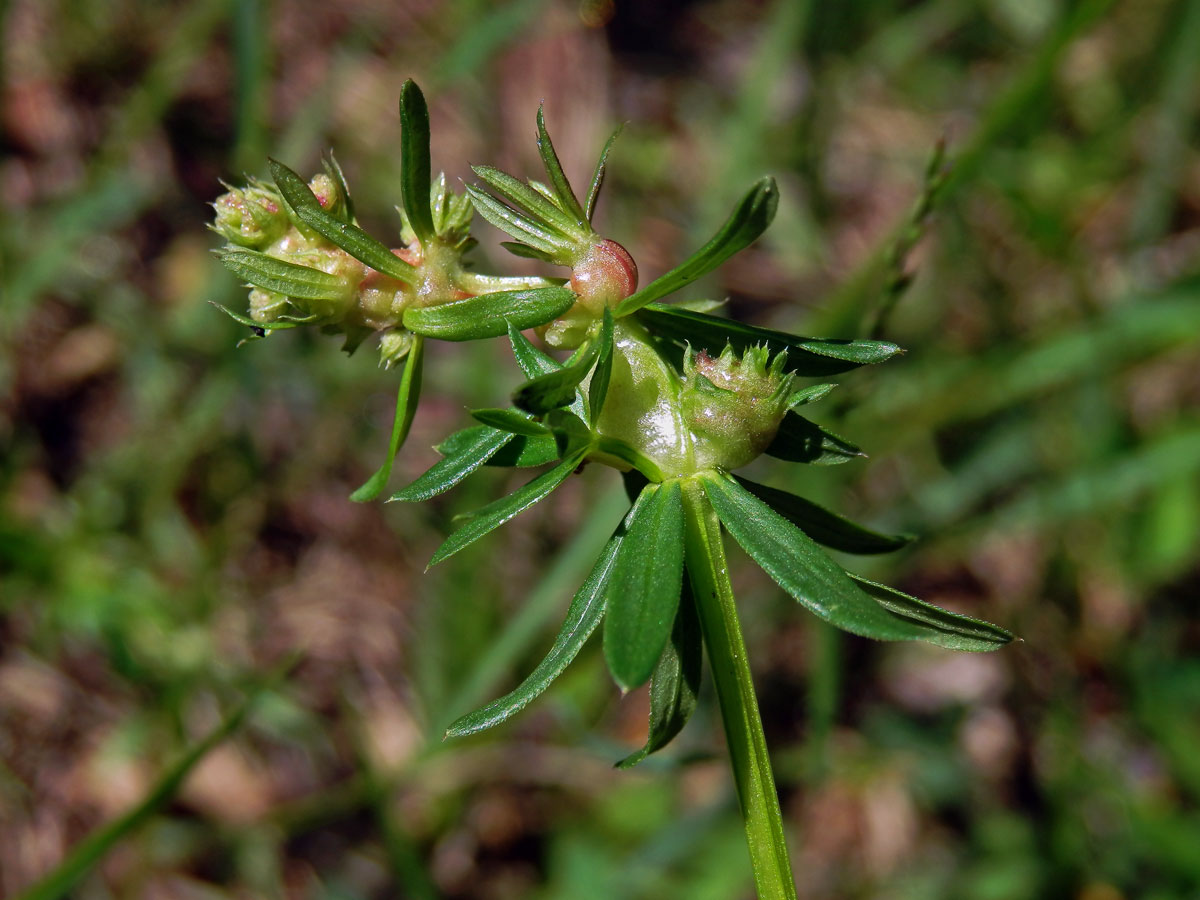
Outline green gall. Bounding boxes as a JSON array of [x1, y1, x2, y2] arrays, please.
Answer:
[[681, 344, 794, 470], [212, 181, 287, 248]]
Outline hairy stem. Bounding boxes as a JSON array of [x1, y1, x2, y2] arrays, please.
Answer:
[[681, 477, 797, 900]]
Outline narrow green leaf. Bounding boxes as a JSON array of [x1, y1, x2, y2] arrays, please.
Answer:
[[501, 241, 557, 262], [444, 530, 621, 738], [536, 105, 587, 226], [616, 579, 702, 768], [588, 307, 615, 422], [209, 302, 303, 331], [788, 383, 836, 408], [472, 165, 579, 237], [585, 125, 623, 223], [507, 321, 561, 377], [399, 79, 435, 246], [218, 249, 349, 300], [428, 451, 585, 567], [637, 303, 903, 376], [470, 407, 548, 437], [765, 413, 866, 466], [615, 177, 779, 316], [701, 472, 945, 643], [322, 153, 355, 222], [604, 480, 687, 691], [507, 323, 590, 423], [466, 185, 566, 257], [849, 576, 1014, 652], [403, 286, 577, 340], [487, 433, 561, 468], [351, 336, 424, 502], [433, 423, 559, 469], [269, 158, 417, 284], [733, 476, 913, 555], [544, 409, 592, 458], [390, 426, 513, 502], [513, 335, 600, 415]]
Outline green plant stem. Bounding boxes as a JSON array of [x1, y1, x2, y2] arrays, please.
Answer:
[[681, 478, 797, 900]]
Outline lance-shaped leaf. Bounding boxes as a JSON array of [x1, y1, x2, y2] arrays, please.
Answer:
[[788, 383, 836, 408], [471, 165, 582, 239], [210, 302, 305, 332], [428, 450, 585, 567], [488, 434, 561, 468], [470, 407, 548, 437], [323, 154, 355, 222], [501, 241, 557, 263], [604, 480, 686, 691], [444, 530, 622, 738], [586, 125, 622, 223], [535, 105, 587, 226], [733, 476, 912, 555], [765, 413, 866, 466], [508, 323, 589, 423], [351, 335, 425, 502], [433, 423, 559, 470], [466, 185, 566, 259], [403, 286, 577, 340], [269, 159, 417, 285], [616, 579, 702, 768], [513, 325, 607, 415], [588, 308, 615, 422], [615, 177, 779, 316], [390, 426, 513, 502], [701, 471, 951, 643], [399, 79, 435, 246], [848, 576, 1013, 652], [218, 249, 350, 301], [637, 303, 903, 376]]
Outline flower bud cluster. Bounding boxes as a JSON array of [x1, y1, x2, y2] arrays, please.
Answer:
[[213, 170, 477, 366], [681, 344, 794, 470]]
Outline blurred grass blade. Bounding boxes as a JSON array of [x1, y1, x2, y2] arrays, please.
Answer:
[[604, 480, 686, 691], [849, 576, 1014, 651], [351, 336, 425, 502], [399, 79, 436, 246], [403, 286, 577, 340], [444, 529, 622, 737], [615, 177, 778, 316], [734, 476, 913, 555], [269, 158, 417, 284], [428, 451, 585, 567], [588, 308, 615, 422], [391, 426, 513, 502], [217, 249, 349, 300], [616, 579, 702, 768], [586, 125, 623, 223], [536, 105, 587, 225], [765, 413, 866, 466], [470, 407, 549, 437], [11, 668, 279, 900], [638, 303, 903, 376], [701, 471, 947, 643]]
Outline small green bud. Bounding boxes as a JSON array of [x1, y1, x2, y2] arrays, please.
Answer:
[[248, 287, 289, 324], [212, 181, 287, 248], [378, 329, 415, 368], [681, 344, 793, 470], [307, 173, 347, 220]]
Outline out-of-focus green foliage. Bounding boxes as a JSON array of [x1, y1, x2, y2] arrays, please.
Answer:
[[2, 0, 1199, 898]]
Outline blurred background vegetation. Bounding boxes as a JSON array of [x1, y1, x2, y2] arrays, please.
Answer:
[[3, 0, 1200, 897]]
